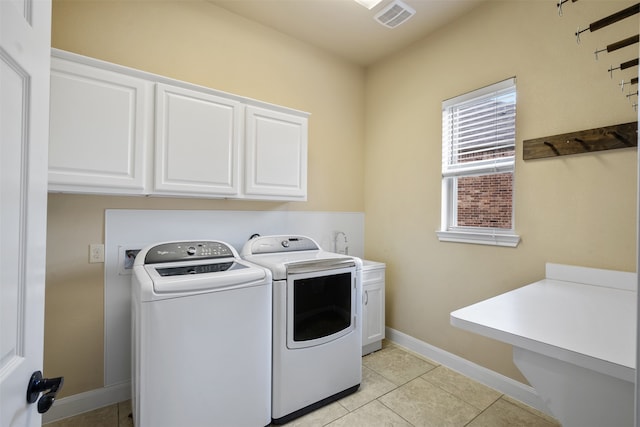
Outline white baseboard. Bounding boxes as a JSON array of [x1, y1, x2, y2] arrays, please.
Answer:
[[385, 327, 550, 416], [42, 381, 131, 424], [44, 330, 549, 423]]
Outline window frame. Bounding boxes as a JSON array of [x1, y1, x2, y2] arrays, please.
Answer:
[[436, 78, 521, 248]]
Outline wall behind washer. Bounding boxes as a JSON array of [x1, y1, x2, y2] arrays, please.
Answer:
[[104, 209, 364, 387]]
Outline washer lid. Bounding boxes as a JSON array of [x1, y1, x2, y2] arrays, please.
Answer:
[[154, 260, 246, 277], [145, 259, 268, 293]]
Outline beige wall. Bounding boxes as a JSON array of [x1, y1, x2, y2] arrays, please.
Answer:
[[47, 0, 365, 397], [47, 0, 638, 399], [364, 0, 638, 383]]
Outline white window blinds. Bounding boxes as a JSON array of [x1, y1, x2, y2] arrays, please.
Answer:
[[442, 78, 516, 178]]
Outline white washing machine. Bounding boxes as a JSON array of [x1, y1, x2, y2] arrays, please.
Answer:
[[132, 240, 272, 427], [241, 235, 362, 425]]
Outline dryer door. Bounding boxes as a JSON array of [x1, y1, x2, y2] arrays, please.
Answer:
[[286, 265, 356, 349]]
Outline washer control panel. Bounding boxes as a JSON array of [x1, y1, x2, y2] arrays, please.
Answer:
[[144, 241, 234, 264]]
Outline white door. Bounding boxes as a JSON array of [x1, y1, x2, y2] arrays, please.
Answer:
[[1, 0, 52, 426]]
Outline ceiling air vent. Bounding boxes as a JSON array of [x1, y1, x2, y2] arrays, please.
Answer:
[[374, 0, 415, 28]]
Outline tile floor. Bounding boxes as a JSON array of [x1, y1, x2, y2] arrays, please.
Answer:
[[44, 342, 560, 427]]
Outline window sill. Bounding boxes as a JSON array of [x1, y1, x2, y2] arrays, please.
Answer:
[[436, 230, 521, 247]]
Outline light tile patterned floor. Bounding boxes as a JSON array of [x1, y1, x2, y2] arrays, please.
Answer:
[[44, 400, 133, 427], [44, 342, 560, 427]]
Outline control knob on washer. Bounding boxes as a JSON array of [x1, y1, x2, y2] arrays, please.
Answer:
[[187, 246, 197, 255], [281, 240, 290, 248]]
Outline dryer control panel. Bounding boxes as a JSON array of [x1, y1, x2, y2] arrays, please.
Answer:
[[244, 235, 319, 255], [144, 241, 234, 264]]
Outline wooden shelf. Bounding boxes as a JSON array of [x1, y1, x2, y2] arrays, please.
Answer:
[[522, 121, 637, 160]]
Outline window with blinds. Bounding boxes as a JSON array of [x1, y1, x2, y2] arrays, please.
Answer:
[[438, 78, 520, 247]]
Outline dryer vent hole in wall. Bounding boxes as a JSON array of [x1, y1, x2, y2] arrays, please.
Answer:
[[124, 249, 141, 270]]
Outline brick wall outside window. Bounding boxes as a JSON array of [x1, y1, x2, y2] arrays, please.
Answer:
[[456, 173, 513, 228]]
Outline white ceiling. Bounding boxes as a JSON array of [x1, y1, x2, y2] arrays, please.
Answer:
[[207, 0, 486, 66]]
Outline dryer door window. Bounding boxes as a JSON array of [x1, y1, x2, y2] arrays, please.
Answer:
[[286, 267, 356, 349]]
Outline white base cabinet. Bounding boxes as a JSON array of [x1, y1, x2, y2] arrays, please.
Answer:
[[362, 260, 386, 356], [48, 49, 309, 201]]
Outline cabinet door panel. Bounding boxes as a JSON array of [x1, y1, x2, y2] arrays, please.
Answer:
[[245, 106, 307, 199], [155, 84, 241, 196], [363, 282, 385, 344], [49, 58, 151, 192]]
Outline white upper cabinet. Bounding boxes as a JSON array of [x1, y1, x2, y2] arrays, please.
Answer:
[[245, 106, 308, 200], [48, 49, 309, 201], [49, 54, 153, 194], [154, 83, 242, 196]]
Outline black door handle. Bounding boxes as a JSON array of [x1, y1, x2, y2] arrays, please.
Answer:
[[26, 371, 64, 414]]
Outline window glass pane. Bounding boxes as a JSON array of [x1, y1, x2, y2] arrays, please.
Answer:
[[444, 90, 516, 171], [455, 172, 513, 229]]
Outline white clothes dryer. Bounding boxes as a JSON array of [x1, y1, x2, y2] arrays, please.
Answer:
[[132, 240, 272, 427], [241, 235, 363, 425]]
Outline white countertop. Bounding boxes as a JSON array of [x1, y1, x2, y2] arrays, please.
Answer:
[[362, 259, 385, 270], [450, 264, 637, 382]]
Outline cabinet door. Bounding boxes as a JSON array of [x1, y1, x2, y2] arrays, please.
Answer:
[[49, 57, 152, 193], [363, 280, 385, 346], [154, 83, 242, 196], [244, 106, 307, 200]]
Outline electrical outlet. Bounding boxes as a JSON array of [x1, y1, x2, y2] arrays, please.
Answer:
[[89, 244, 105, 263]]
